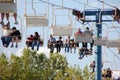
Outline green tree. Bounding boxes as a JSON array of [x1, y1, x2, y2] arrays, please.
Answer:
[[0, 48, 94, 80]]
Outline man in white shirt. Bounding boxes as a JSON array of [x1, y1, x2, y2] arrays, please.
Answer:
[[1, 25, 12, 47]]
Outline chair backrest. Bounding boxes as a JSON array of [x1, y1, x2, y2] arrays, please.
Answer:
[[51, 26, 72, 36], [0, 3, 17, 13], [0, 0, 13, 3], [74, 33, 93, 43]]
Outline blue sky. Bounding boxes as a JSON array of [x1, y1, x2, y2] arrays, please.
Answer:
[[0, 0, 120, 76]]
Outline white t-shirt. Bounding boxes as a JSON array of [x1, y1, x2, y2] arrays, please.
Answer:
[[2, 29, 11, 36]]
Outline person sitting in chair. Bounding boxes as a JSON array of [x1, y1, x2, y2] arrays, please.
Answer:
[[26, 34, 34, 48], [1, 24, 12, 47], [31, 32, 40, 51], [82, 27, 93, 54], [56, 36, 63, 53], [10, 27, 21, 48], [48, 34, 56, 53]]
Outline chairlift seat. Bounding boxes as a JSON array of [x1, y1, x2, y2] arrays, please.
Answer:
[[0, 0, 13, 3], [93, 38, 107, 46], [74, 33, 92, 43], [51, 26, 72, 36], [40, 39, 44, 46], [26, 39, 43, 47], [25, 16, 48, 27], [0, 3, 17, 13], [107, 40, 120, 48], [12, 39, 21, 42], [12, 35, 22, 42]]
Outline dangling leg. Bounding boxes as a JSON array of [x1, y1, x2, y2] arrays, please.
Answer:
[[13, 13, 18, 24], [65, 44, 67, 52], [84, 43, 88, 49], [6, 36, 12, 47], [59, 45, 61, 53], [32, 41, 36, 50], [67, 43, 70, 53], [56, 44, 59, 53], [15, 37, 19, 48], [1, 36, 5, 46], [79, 51, 84, 59], [6, 13, 10, 21], [6, 13, 10, 27], [79, 48, 85, 59], [70, 44, 72, 53], [50, 43, 54, 53], [11, 37, 14, 48], [90, 40, 94, 54], [74, 43, 76, 53], [0, 13, 5, 25], [37, 41, 40, 51]]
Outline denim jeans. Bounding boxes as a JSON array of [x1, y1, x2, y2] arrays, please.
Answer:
[[32, 41, 40, 51], [49, 43, 55, 53], [1, 36, 12, 47], [65, 43, 70, 52]]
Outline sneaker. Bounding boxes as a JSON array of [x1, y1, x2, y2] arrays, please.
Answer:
[[3, 44, 7, 47], [11, 45, 14, 48], [0, 21, 4, 26], [14, 20, 18, 25], [6, 21, 10, 26], [15, 45, 18, 48]]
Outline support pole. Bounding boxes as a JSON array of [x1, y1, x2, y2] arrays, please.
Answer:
[[73, 8, 115, 80], [96, 9, 102, 80]]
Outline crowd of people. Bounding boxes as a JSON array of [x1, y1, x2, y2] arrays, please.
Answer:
[[0, 20, 93, 55], [46, 27, 93, 54]]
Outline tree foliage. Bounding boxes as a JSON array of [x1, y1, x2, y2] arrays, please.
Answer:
[[0, 48, 94, 80]]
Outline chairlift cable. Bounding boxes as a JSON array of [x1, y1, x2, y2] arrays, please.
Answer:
[[73, 0, 98, 9], [39, 0, 72, 10], [108, 48, 120, 60], [105, 16, 120, 33], [97, 0, 117, 8]]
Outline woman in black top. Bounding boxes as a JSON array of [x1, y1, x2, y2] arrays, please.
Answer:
[[31, 32, 40, 51]]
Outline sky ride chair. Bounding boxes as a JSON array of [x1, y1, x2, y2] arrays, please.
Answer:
[[1, 24, 22, 48], [0, 0, 18, 25], [26, 34, 43, 50], [25, 0, 48, 27], [10, 27, 21, 48], [72, 9, 94, 58], [24, 0, 49, 50], [106, 26, 120, 54], [50, 5, 73, 53], [0, 0, 22, 48], [74, 29, 93, 59], [51, 6, 72, 36]]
